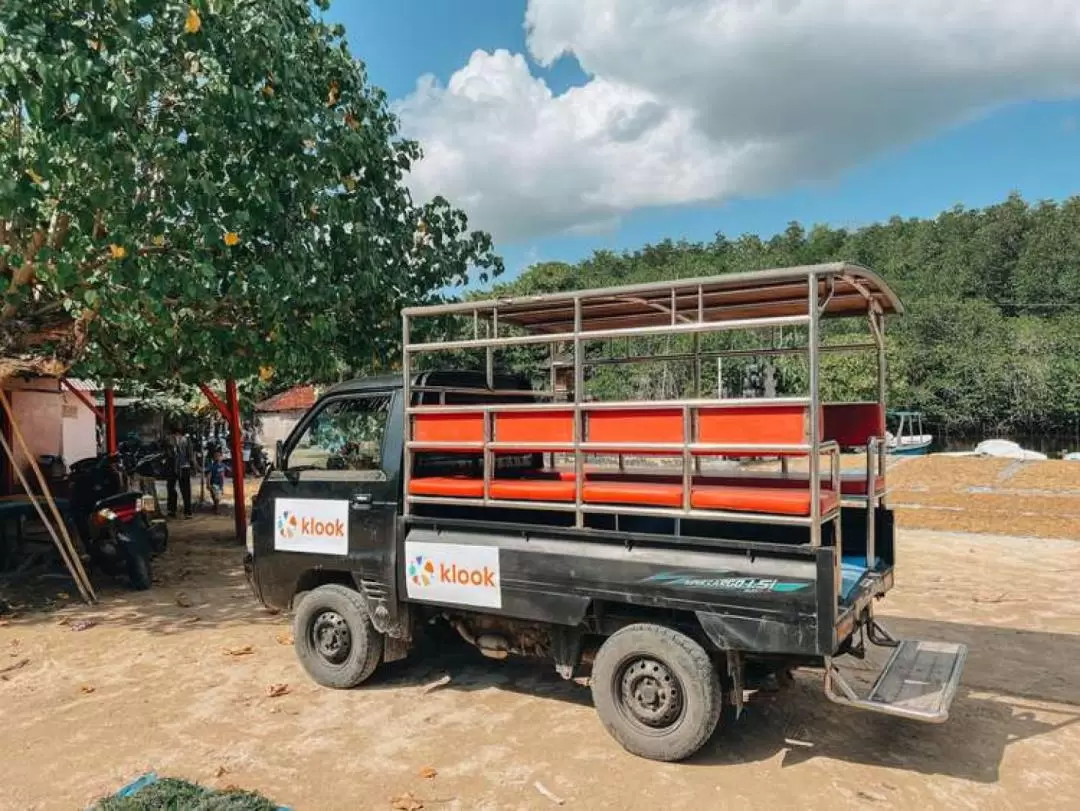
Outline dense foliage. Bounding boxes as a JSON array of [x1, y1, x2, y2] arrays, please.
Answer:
[[485, 193, 1080, 434], [0, 0, 499, 386]]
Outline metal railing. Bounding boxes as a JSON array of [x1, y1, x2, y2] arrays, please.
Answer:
[[401, 265, 895, 615]]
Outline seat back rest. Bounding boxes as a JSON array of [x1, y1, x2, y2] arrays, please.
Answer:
[[697, 403, 818, 451], [823, 402, 884, 449], [495, 410, 574, 448]]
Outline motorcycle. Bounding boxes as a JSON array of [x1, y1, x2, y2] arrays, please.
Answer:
[[131, 451, 170, 554], [68, 454, 165, 591]]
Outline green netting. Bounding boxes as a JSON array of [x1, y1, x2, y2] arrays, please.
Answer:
[[91, 777, 281, 811]]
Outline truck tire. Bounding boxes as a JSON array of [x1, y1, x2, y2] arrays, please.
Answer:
[[293, 584, 384, 689], [590, 623, 722, 762]]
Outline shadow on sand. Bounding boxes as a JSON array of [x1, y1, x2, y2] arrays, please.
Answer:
[[3, 518, 1077, 786]]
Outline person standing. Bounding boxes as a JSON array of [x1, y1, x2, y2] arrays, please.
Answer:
[[207, 449, 227, 514], [164, 424, 194, 518]]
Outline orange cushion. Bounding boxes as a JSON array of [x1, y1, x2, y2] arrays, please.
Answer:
[[583, 481, 683, 507], [691, 485, 838, 516], [489, 479, 577, 501], [409, 477, 483, 498]]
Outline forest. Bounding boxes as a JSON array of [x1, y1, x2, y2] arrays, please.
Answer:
[[481, 193, 1080, 437]]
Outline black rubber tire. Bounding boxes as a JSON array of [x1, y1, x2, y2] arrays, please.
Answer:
[[293, 584, 384, 689], [126, 550, 153, 591], [149, 521, 169, 557], [591, 623, 722, 762]]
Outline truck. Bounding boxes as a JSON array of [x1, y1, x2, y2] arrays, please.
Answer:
[[244, 262, 967, 762]]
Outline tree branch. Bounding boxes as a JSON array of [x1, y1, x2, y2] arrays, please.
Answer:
[[1, 229, 47, 319]]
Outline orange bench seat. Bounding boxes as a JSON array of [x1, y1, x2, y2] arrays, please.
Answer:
[[540, 468, 882, 497], [408, 476, 838, 517]]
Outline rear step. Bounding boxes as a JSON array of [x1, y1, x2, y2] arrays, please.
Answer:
[[825, 623, 967, 723]]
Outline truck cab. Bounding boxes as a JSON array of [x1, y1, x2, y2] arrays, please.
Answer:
[[246, 263, 967, 763]]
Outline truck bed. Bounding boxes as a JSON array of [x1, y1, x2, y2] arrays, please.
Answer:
[[402, 512, 892, 658]]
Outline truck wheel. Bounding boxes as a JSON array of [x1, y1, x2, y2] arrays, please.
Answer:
[[591, 623, 722, 762], [293, 584, 384, 689]]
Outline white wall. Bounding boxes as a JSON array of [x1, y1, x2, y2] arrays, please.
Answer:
[[61, 392, 98, 464], [257, 412, 303, 452], [9, 389, 63, 475]]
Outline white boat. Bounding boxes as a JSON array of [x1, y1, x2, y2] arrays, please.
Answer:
[[886, 411, 933, 455]]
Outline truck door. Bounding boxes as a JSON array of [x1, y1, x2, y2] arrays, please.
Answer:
[[253, 389, 399, 606]]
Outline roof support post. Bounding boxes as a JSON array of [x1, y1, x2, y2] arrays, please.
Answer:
[[199, 381, 246, 543], [59, 379, 105, 421], [104, 387, 117, 456], [808, 273, 821, 549], [226, 379, 246, 545]]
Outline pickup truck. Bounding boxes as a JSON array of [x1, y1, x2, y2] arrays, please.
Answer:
[[244, 263, 967, 762]]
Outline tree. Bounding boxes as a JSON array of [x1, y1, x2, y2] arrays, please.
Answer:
[[0, 0, 500, 386], [490, 192, 1080, 435]]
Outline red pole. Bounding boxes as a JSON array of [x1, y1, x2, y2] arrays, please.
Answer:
[[104, 387, 117, 455], [225, 378, 246, 543], [60, 379, 105, 421]]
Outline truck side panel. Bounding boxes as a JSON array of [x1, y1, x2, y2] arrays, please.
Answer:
[[402, 525, 828, 656]]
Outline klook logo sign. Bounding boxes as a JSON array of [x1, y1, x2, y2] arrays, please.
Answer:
[[404, 542, 502, 609], [273, 498, 349, 556]]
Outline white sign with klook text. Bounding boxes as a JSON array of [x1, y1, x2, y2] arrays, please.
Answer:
[[274, 498, 349, 556], [404, 541, 502, 608]]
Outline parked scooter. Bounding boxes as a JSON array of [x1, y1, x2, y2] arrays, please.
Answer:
[[131, 451, 170, 554], [67, 454, 163, 590]]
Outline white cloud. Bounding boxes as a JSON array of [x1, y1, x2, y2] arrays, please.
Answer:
[[395, 1, 1080, 243]]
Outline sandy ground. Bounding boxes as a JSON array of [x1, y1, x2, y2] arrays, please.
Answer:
[[2, 460, 1080, 810]]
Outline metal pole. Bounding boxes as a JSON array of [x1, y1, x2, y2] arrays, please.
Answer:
[[104, 387, 117, 455], [225, 379, 246, 543], [808, 273, 821, 548], [402, 313, 412, 518], [486, 309, 496, 388], [573, 297, 584, 528]]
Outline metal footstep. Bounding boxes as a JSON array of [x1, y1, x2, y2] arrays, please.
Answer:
[[826, 632, 967, 723]]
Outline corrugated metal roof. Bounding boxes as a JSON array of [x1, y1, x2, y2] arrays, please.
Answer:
[[63, 378, 100, 392], [255, 385, 318, 413]]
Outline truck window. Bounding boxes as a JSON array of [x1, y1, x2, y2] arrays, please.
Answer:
[[287, 394, 391, 472]]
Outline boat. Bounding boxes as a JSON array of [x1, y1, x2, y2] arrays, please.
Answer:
[[886, 410, 933, 455]]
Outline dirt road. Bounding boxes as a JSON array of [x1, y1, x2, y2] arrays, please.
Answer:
[[2, 514, 1079, 810]]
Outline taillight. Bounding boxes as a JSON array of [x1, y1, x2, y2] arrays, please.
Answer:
[[92, 508, 117, 527]]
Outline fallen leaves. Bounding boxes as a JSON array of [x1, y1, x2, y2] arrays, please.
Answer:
[[214, 765, 229, 779], [274, 632, 293, 646], [175, 592, 194, 608], [181, 616, 201, 625], [418, 767, 437, 780], [390, 793, 423, 811], [70, 620, 97, 632], [223, 645, 254, 657], [266, 683, 290, 698], [79, 684, 96, 695], [184, 8, 201, 34]]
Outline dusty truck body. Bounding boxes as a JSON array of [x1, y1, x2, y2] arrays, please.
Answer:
[[245, 262, 967, 761]]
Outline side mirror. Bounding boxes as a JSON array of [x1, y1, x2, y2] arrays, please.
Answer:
[[275, 440, 285, 470]]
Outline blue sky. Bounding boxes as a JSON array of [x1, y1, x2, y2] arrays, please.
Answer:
[[331, 1, 1080, 281]]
